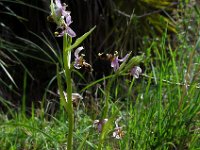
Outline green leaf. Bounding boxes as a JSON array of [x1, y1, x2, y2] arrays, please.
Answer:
[[77, 133, 89, 150], [0, 61, 18, 88], [69, 26, 96, 51], [195, 35, 200, 50]]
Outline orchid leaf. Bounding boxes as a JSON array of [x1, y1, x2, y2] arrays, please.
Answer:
[[69, 26, 96, 51]]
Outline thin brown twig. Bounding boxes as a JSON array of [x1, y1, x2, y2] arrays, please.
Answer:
[[115, 2, 179, 19]]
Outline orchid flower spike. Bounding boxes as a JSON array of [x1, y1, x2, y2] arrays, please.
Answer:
[[48, 0, 76, 37]]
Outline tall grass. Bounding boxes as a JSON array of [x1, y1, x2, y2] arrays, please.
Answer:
[[1, 30, 199, 149]]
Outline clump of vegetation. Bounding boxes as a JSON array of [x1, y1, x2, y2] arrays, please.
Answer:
[[0, 0, 200, 149]]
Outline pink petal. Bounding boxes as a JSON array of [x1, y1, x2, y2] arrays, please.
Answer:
[[111, 57, 119, 72], [118, 53, 130, 62], [66, 27, 76, 37], [131, 66, 142, 78], [55, 0, 62, 9], [65, 15, 72, 25], [74, 47, 84, 58]]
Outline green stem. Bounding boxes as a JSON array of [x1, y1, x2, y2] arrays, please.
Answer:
[[22, 71, 27, 118], [63, 33, 74, 150], [98, 75, 116, 150]]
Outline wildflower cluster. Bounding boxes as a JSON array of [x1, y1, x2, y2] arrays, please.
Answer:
[[48, 2, 143, 149], [47, 0, 76, 37]]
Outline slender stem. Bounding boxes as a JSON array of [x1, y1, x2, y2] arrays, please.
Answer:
[[98, 75, 116, 150], [66, 66, 74, 150], [63, 33, 74, 150], [56, 63, 67, 111], [22, 71, 27, 118]]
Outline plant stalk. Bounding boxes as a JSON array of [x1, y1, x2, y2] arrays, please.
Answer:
[[63, 33, 74, 150]]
